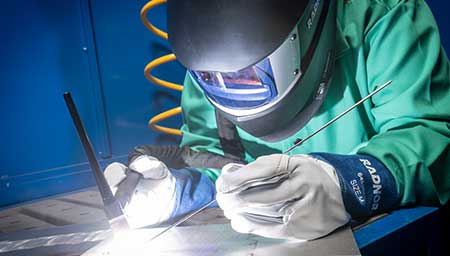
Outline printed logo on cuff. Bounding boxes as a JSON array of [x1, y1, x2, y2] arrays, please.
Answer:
[[360, 159, 382, 211]]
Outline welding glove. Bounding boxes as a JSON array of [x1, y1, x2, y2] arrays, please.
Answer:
[[105, 155, 176, 228], [105, 155, 217, 228], [216, 153, 399, 240]]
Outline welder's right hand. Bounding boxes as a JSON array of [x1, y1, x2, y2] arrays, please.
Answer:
[[104, 155, 176, 228]]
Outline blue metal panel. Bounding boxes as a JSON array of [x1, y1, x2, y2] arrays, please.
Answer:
[[0, 0, 110, 207], [354, 207, 443, 255], [0, 0, 184, 208], [87, 0, 185, 156]]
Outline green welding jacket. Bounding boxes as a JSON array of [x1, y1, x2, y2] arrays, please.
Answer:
[[179, 0, 450, 207]]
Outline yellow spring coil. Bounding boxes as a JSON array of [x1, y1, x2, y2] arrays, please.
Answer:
[[140, 0, 183, 136]]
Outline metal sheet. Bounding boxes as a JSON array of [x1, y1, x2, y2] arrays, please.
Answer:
[[0, 224, 359, 256], [0, 205, 360, 256], [83, 224, 360, 256], [0, 222, 108, 256]]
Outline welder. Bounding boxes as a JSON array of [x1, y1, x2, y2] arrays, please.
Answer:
[[105, 0, 450, 240]]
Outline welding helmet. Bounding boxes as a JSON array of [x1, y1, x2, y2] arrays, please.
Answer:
[[168, 0, 336, 142]]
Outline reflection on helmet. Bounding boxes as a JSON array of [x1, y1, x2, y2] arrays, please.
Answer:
[[191, 58, 278, 110]]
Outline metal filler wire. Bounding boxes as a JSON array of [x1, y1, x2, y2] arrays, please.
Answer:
[[148, 80, 392, 242], [283, 80, 392, 154], [149, 199, 218, 242]]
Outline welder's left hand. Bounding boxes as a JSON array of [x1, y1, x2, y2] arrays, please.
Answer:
[[216, 154, 350, 241], [105, 155, 177, 228], [105, 154, 218, 229]]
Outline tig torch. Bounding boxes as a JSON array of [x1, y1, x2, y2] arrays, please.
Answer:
[[64, 92, 133, 232]]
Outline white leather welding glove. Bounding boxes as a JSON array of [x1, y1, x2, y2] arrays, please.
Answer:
[[216, 154, 350, 241], [104, 155, 176, 228]]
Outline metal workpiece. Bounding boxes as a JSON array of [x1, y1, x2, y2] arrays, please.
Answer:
[[0, 205, 440, 255], [83, 223, 360, 256], [0, 228, 110, 255], [0, 220, 359, 256]]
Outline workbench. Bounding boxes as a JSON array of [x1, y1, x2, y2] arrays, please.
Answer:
[[0, 188, 444, 255]]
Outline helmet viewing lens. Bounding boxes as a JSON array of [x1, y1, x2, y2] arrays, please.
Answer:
[[190, 58, 278, 109]]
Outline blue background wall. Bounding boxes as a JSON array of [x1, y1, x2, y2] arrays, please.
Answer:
[[0, 0, 185, 208], [0, 0, 449, 208]]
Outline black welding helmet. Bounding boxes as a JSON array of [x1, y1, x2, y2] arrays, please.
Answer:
[[168, 0, 336, 142]]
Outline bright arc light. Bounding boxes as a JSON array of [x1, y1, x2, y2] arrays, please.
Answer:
[[100, 229, 168, 256]]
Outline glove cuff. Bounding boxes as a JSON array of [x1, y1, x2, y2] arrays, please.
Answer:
[[310, 153, 399, 219], [169, 168, 218, 221]]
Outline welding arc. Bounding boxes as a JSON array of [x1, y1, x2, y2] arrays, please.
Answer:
[[148, 80, 392, 241]]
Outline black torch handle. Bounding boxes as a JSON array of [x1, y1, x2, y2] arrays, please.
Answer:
[[63, 92, 117, 207]]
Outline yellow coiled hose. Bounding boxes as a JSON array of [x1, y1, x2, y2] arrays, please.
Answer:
[[140, 0, 183, 136]]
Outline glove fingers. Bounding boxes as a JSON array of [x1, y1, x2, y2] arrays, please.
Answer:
[[218, 154, 350, 241], [217, 171, 310, 211], [223, 156, 335, 206], [229, 212, 303, 241], [129, 155, 169, 179], [125, 175, 176, 228], [226, 199, 312, 240], [218, 154, 290, 193], [222, 202, 287, 221], [238, 171, 308, 205], [104, 162, 127, 192], [229, 185, 348, 240]]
